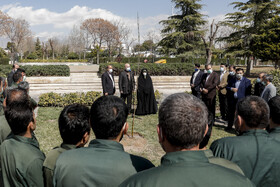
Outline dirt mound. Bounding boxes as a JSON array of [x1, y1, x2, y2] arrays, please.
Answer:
[[121, 132, 148, 153]]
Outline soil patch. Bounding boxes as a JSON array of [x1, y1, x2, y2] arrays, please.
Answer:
[[121, 132, 148, 153]]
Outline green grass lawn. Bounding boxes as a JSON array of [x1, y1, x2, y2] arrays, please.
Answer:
[[35, 107, 236, 166]]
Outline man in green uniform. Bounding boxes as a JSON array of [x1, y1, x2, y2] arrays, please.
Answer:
[[0, 89, 45, 187], [0, 115, 10, 145], [120, 93, 254, 187], [43, 104, 90, 187], [268, 96, 280, 141], [54, 96, 154, 187], [3, 71, 23, 98], [18, 81, 38, 109], [211, 96, 280, 187]]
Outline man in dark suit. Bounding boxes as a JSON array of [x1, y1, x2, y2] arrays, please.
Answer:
[[7, 64, 19, 87], [101, 65, 115, 96], [119, 63, 135, 113], [226, 68, 251, 130], [190, 64, 204, 99], [254, 73, 265, 96], [201, 64, 219, 143]]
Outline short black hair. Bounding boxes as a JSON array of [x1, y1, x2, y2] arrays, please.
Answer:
[[90, 96, 128, 139], [4, 89, 33, 135], [236, 68, 244, 73], [59, 104, 90, 144], [229, 65, 236, 70], [195, 64, 200, 68], [18, 81, 29, 90], [159, 93, 208, 149], [13, 71, 22, 83], [16, 68, 25, 73], [236, 96, 269, 129], [221, 63, 228, 67], [268, 96, 280, 125]]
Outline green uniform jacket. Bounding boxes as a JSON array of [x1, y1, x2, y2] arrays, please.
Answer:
[[43, 143, 77, 187], [120, 150, 254, 187], [210, 129, 280, 187], [0, 115, 11, 145], [54, 139, 155, 187], [205, 149, 244, 175], [0, 134, 45, 187], [269, 127, 280, 142]]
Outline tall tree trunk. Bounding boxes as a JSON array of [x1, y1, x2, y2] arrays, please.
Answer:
[[52, 50, 55, 60], [206, 48, 212, 64], [246, 56, 253, 76], [97, 50, 100, 64]]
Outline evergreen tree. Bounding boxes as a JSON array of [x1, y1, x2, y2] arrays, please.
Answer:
[[252, 15, 280, 68], [159, 0, 206, 56], [221, 0, 280, 74], [35, 37, 42, 58]]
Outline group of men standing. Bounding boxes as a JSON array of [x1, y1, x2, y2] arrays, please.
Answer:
[[190, 63, 277, 132], [101, 64, 135, 113]]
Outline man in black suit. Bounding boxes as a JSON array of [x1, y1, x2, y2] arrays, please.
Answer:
[[7, 64, 19, 87], [119, 63, 135, 113], [101, 65, 115, 96], [190, 64, 204, 99]]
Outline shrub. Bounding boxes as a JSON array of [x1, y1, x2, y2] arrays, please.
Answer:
[[99, 63, 193, 76], [27, 52, 38, 59], [0, 58, 10, 65], [23, 65, 70, 77], [271, 69, 280, 95], [38, 91, 102, 107], [0, 65, 70, 77], [68, 52, 79, 59]]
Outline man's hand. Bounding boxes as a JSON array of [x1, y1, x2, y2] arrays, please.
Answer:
[[191, 84, 194, 88], [232, 88, 238, 93], [120, 91, 123, 94], [105, 93, 108, 96], [202, 88, 208, 94]]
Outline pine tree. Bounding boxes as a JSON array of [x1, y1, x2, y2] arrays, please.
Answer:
[[222, 0, 280, 74], [159, 0, 206, 56], [252, 15, 280, 68], [35, 37, 42, 58]]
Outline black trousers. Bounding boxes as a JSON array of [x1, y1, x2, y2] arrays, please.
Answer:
[[202, 95, 216, 140], [121, 93, 132, 113], [192, 88, 201, 99], [219, 93, 228, 120], [227, 96, 238, 128]]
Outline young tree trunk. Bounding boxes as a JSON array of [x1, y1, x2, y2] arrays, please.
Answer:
[[97, 50, 100, 64], [52, 51, 55, 60]]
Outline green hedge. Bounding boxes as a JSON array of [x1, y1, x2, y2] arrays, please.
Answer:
[[39, 90, 163, 107], [38, 91, 102, 107], [23, 65, 70, 77], [99, 63, 194, 76], [0, 58, 9, 65], [19, 59, 88, 63], [271, 69, 280, 95], [0, 65, 70, 77]]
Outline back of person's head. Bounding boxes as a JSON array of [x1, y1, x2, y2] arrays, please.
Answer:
[[16, 68, 25, 74], [159, 93, 208, 149], [195, 64, 200, 68], [13, 71, 22, 83], [4, 89, 33, 135], [90, 96, 128, 139], [263, 74, 273, 83], [18, 81, 29, 91], [59, 104, 90, 145], [236, 96, 269, 129], [268, 96, 280, 125]]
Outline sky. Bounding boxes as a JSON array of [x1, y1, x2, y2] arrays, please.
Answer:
[[0, 0, 247, 46]]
